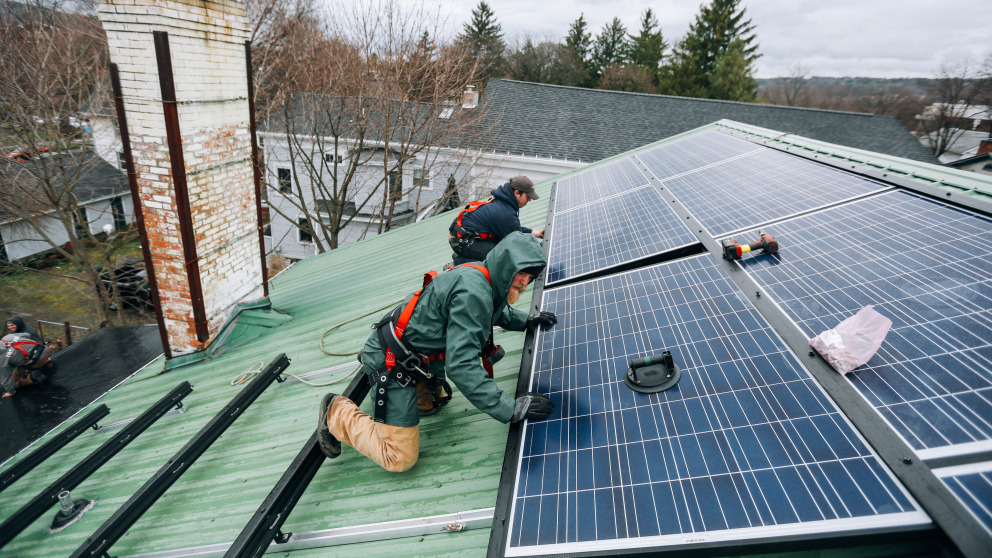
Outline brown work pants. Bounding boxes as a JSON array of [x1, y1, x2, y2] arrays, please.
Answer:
[[326, 396, 420, 472]]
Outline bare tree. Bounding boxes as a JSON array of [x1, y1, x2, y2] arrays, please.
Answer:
[[262, 0, 499, 252], [759, 63, 809, 106], [917, 59, 988, 157], [0, 0, 141, 326]]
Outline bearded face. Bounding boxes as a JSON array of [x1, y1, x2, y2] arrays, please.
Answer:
[[506, 271, 533, 304]]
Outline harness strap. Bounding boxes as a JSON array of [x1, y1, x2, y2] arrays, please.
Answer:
[[374, 264, 493, 422], [449, 199, 496, 250]]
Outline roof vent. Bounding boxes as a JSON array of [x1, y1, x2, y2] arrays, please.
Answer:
[[462, 85, 478, 109]]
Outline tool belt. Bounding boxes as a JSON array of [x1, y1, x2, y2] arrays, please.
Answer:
[[374, 304, 448, 423]]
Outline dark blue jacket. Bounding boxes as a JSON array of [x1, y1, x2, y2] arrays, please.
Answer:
[[459, 183, 531, 240]]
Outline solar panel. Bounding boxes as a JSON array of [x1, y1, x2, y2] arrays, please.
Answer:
[[507, 255, 927, 556], [935, 462, 992, 535], [554, 159, 650, 213], [653, 148, 891, 237], [634, 130, 762, 180], [546, 186, 699, 285], [737, 190, 992, 460]]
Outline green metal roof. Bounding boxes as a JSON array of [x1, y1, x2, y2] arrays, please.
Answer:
[[2, 119, 982, 557]]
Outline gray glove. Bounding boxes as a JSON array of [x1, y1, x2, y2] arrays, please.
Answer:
[[511, 392, 554, 423], [526, 311, 558, 329]]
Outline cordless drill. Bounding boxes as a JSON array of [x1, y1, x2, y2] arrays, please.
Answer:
[[722, 231, 778, 261]]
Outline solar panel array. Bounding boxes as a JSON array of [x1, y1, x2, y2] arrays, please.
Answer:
[[546, 186, 698, 285], [507, 256, 927, 556], [634, 130, 762, 180], [737, 190, 992, 459], [644, 148, 892, 237], [553, 159, 652, 213], [500, 128, 992, 557], [936, 463, 992, 535]]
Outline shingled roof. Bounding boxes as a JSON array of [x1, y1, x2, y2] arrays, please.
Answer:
[[480, 79, 938, 164]]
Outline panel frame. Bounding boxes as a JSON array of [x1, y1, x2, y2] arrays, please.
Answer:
[[490, 130, 992, 558]]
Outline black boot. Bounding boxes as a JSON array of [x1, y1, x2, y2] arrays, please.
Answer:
[[317, 393, 341, 459]]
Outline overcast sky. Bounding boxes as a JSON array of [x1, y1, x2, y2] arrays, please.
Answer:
[[427, 0, 990, 78]]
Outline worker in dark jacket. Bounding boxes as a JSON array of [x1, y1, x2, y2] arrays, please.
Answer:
[[6, 316, 40, 340], [449, 176, 545, 265], [4, 316, 53, 373], [318, 233, 558, 472]]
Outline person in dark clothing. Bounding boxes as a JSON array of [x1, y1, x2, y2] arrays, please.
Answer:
[[1, 342, 28, 398], [6, 317, 40, 341], [449, 176, 545, 265], [4, 317, 54, 374]]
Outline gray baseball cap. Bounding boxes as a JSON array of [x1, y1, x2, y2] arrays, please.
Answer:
[[509, 176, 539, 199]]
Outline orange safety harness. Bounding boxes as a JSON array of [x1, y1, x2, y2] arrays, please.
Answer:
[[448, 198, 496, 252], [373, 263, 500, 422]]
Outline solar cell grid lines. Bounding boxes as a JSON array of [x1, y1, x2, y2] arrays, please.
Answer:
[[936, 462, 992, 535], [634, 130, 762, 180], [737, 190, 992, 459], [653, 148, 892, 237], [545, 187, 698, 285], [553, 159, 650, 213], [507, 255, 927, 556]]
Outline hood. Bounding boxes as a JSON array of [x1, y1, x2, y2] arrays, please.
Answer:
[[483, 232, 546, 311], [5, 317, 25, 332], [490, 182, 518, 209]]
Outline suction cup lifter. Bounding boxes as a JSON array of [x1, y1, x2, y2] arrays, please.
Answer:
[[624, 351, 681, 393]]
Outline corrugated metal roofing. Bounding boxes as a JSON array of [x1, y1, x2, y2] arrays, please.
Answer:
[[2, 120, 986, 557]]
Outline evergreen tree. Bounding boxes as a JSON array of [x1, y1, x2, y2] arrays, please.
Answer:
[[628, 8, 666, 81], [591, 17, 629, 85], [457, 1, 506, 79], [563, 14, 594, 87], [708, 38, 757, 101], [659, 0, 759, 99]]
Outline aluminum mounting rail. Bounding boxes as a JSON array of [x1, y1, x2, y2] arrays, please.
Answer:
[[71, 354, 291, 558], [0, 384, 191, 549], [0, 404, 110, 493]]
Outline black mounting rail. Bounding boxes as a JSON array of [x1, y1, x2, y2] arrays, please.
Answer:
[[224, 369, 372, 558], [0, 384, 191, 549], [0, 405, 110, 493], [70, 353, 290, 558]]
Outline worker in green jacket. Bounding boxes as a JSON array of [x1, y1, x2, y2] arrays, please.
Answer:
[[318, 232, 558, 472]]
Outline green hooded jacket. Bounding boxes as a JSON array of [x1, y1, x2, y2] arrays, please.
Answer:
[[362, 232, 547, 426]]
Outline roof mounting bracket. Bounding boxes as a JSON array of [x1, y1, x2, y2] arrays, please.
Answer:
[[69, 354, 291, 558], [0, 383, 192, 549]]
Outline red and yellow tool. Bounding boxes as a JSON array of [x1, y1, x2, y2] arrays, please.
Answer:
[[721, 231, 778, 260]]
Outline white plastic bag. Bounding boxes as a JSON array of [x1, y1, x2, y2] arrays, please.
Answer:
[[809, 305, 892, 375]]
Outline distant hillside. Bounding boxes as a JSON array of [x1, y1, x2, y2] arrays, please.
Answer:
[[758, 77, 933, 99]]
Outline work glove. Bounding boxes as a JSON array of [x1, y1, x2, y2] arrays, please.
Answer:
[[511, 392, 554, 423], [526, 311, 558, 329]]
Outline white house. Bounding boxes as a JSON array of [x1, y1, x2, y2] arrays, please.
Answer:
[[0, 152, 133, 263]]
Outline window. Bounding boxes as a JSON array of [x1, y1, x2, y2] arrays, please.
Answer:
[[413, 169, 430, 191], [388, 170, 401, 200], [111, 197, 127, 230], [324, 153, 343, 164], [73, 207, 89, 238], [277, 168, 292, 193], [297, 217, 312, 243], [116, 151, 125, 171]]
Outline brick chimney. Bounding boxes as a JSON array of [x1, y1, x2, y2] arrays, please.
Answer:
[[978, 140, 992, 156], [98, 0, 264, 355], [462, 84, 479, 109]]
